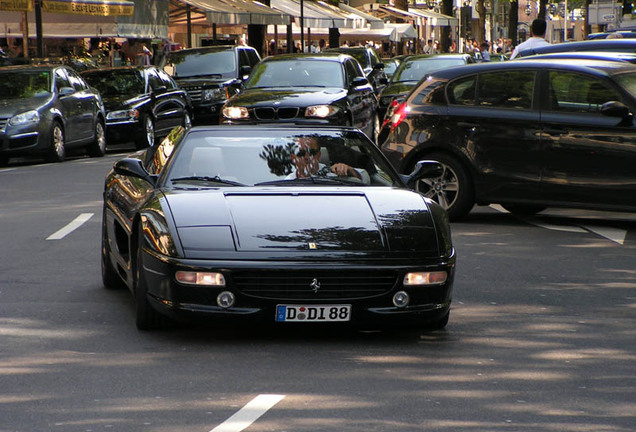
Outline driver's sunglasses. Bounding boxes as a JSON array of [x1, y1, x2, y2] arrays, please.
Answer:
[[295, 148, 320, 157]]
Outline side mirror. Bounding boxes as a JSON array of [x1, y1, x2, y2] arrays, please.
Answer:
[[373, 62, 385, 70], [401, 160, 443, 188], [379, 77, 389, 86], [153, 85, 167, 95], [113, 158, 157, 185], [600, 101, 632, 120], [59, 87, 74, 96], [239, 65, 252, 79], [351, 76, 369, 88]]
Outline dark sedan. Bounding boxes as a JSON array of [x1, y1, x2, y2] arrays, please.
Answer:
[[325, 46, 387, 93], [102, 125, 455, 331], [222, 53, 379, 143], [81, 66, 192, 149], [381, 59, 636, 220], [0, 64, 106, 165]]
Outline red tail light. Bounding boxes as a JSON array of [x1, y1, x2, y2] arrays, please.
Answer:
[[390, 102, 410, 131]]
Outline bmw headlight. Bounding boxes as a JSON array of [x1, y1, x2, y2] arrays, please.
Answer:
[[9, 110, 40, 126], [202, 88, 227, 102], [107, 109, 139, 121], [222, 106, 249, 120], [305, 105, 339, 118]]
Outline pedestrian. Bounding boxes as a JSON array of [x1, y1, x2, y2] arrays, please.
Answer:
[[480, 42, 491, 61], [423, 39, 434, 54], [510, 19, 550, 59]]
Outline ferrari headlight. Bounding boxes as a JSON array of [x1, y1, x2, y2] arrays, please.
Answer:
[[176, 271, 226, 286], [403, 271, 447, 286], [305, 105, 339, 118], [202, 88, 227, 102], [107, 109, 139, 121], [223, 106, 249, 120], [9, 110, 40, 126]]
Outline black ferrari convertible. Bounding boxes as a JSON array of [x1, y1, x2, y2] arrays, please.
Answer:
[[101, 125, 455, 331]]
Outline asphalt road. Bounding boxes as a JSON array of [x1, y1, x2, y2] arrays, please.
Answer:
[[0, 151, 634, 432]]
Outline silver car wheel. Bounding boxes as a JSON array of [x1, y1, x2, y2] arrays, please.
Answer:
[[416, 163, 459, 210]]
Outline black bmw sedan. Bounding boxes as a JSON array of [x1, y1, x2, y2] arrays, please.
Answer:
[[381, 59, 636, 220], [0, 64, 106, 165], [222, 53, 379, 143], [81, 66, 192, 149], [102, 125, 455, 331]]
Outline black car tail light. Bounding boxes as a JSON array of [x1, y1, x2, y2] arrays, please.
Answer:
[[390, 102, 410, 132]]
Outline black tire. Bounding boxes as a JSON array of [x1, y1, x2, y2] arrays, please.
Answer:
[[135, 116, 155, 150], [414, 152, 474, 221], [501, 204, 547, 215], [87, 120, 106, 157], [134, 226, 166, 330], [101, 208, 125, 290], [46, 121, 66, 162]]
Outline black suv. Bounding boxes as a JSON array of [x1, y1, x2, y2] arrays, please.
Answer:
[[381, 59, 636, 220], [326, 46, 387, 93], [161, 46, 261, 124]]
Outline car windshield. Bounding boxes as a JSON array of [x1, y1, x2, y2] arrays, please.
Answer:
[[246, 60, 345, 88], [614, 72, 636, 99], [163, 50, 236, 78], [165, 129, 400, 187], [83, 70, 146, 97], [330, 49, 368, 67], [392, 58, 466, 83], [0, 71, 51, 99]]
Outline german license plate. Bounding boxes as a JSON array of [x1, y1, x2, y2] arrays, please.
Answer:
[[276, 305, 351, 322]]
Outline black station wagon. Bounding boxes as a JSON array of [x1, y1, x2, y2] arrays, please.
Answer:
[[381, 59, 636, 220]]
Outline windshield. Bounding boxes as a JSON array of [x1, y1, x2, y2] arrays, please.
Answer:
[[83, 70, 146, 97], [0, 71, 51, 99], [165, 129, 400, 188], [246, 60, 345, 88], [163, 50, 236, 78], [392, 58, 466, 83], [614, 72, 636, 99]]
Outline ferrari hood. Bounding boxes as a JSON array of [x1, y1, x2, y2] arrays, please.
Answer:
[[166, 189, 439, 258]]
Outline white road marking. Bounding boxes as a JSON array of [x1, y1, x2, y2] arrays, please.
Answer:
[[209, 394, 285, 432], [46, 213, 94, 240], [580, 225, 628, 245], [490, 204, 628, 244]]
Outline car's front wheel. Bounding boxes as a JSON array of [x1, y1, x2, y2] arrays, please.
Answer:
[[46, 121, 66, 162], [101, 208, 125, 290], [414, 152, 474, 221], [135, 116, 155, 149], [134, 226, 166, 330], [87, 120, 106, 157]]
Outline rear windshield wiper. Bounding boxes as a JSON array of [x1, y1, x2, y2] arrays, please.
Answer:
[[170, 176, 244, 186]]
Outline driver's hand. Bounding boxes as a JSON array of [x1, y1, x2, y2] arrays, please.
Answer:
[[331, 163, 361, 179]]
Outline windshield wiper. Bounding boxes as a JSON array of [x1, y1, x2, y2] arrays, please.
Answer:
[[255, 176, 363, 186], [170, 176, 244, 186]]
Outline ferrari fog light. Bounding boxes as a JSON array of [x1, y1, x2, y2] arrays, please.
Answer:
[[393, 291, 410, 308], [217, 291, 235, 308], [403, 271, 447, 286], [175, 271, 226, 286]]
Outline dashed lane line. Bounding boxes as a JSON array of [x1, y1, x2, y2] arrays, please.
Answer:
[[209, 394, 285, 432], [46, 213, 94, 240]]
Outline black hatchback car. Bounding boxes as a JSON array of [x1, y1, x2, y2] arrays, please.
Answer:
[[326, 46, 387, 93], [82, 66, 192, 149], [0, 64, 106, 165], [381, 59, 636, 220], [161, 46, 261, 125], [222, 53, 379, 142]]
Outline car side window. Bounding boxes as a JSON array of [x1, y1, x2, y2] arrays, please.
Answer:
[[477, 71, 535, 109], [246, 49, 260, 67], [548, 71, 622, 113], [156, 69, 177, 89], [54, 68, 71, 92], [66, 69, 88, 91], [147, 69, 165, 91], [345, 59, 363, 85], [238, 49, 250, 68], [447, 76, 476, 105]]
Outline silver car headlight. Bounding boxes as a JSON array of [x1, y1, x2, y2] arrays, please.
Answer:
[[202, 88, 227, 102], [9, 110, 40, 126], [107, 109, 139, 121], [222, 106, 249, 120], [305, 105, 339, 118]]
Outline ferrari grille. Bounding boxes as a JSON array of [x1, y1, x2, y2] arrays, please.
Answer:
[[253, 107, 299, 120], [232, 270, 398, 300]]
